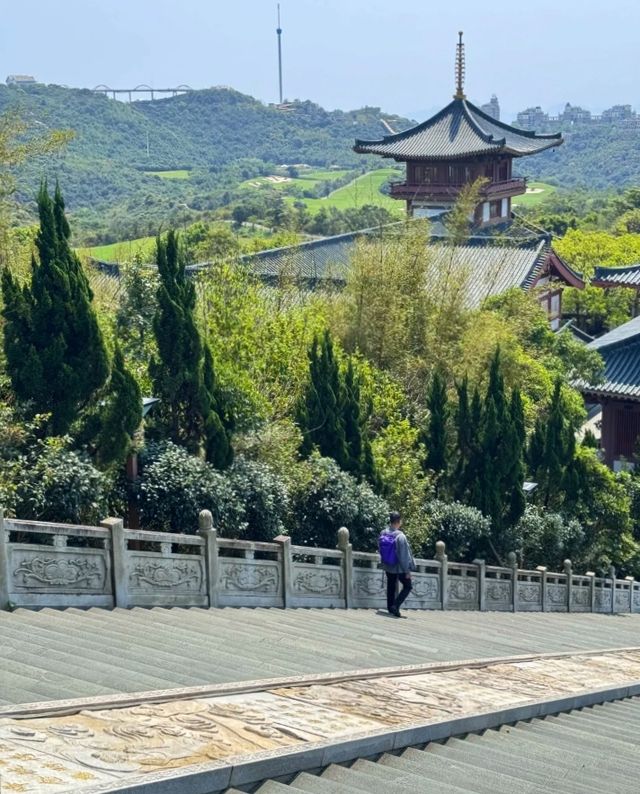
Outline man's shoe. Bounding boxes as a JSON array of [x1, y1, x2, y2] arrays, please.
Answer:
[[390, 606, 401, 618]]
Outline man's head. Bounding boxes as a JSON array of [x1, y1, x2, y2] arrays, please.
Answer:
[[389, 511, 402, 529]]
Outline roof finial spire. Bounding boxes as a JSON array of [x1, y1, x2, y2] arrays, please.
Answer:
[[454, 30, 466, 100]]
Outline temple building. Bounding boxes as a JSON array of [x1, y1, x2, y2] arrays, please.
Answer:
[[575, 315, 640, 470], [354, 33, 563, 223]]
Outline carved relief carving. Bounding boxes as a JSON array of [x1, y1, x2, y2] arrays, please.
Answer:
[[293, 569, 341, 595], [448, 579, 477, 602], [129, 560, 202, 590], [517, 583, 541, 603], [615, 590, 629, 607], [353, 573, 385, 596], [546, 584, 567, 604], [594, 589, 608, 608], [633, 590, 640, 608], [220, 563, 279, 593], [12, 555, 105, 589], [485, 581, 510, 602], [572, 588, 590, 606], [413, 577, 439, 599]]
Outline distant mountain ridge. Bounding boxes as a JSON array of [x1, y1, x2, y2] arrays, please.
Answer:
[[1, 83, 639, 241]]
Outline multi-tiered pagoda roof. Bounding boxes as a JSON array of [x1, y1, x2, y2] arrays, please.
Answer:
[[354, 98, 563, 161]]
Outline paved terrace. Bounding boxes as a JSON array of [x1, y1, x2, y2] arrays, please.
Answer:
[[3, 607, 640, 706]]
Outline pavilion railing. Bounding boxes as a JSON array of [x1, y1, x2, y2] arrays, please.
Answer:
[[1, 509, 637, 614]]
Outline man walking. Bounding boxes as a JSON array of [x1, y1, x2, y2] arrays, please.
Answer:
[[378, 511, 416, 617]]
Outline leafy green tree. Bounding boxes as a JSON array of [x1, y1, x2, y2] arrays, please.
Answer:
[[1, 183, 109, 434], [95, 346, 142, 467]]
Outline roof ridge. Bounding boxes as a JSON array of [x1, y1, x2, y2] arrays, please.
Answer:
[[461, 99, 505, 146]]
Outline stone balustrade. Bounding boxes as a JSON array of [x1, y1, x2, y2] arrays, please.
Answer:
[[1, 508, 638, 613]]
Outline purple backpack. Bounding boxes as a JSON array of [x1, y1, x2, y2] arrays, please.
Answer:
[[379, 531, 398, 566]]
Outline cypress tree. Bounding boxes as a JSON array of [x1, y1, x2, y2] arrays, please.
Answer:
[[1, 182, 108, 434], [149, 230, 231, 466], [422, 370, 449, 493], [95, 345, 142, 467], [343, 358, 363, 473], [298, 330, 348, 468]]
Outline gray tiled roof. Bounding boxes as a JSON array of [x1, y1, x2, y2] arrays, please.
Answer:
[[576, 315, 640, 400], [593, 263, 640, 287], [354, 99, 563, 161], [238, 229, 550, 309], [246, 697, 640, 794]]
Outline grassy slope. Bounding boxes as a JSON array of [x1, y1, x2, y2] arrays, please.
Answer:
[[511, 181, 557, 208], [287, 168, 403, 214], [82, 236, 156, 261], [144, 170, 191, 180]]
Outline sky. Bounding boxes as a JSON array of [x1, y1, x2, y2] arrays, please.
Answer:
[[2, 0, 640, 120]]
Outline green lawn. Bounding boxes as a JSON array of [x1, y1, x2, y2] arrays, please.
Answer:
[[238, 169, 351, 192], [144, 169, 191, 180], [512, 181, 556, 208], [81, 236, 156, 262], [287, 168, 403, 214]]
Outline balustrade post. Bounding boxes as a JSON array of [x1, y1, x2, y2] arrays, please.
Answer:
[[536, 566, 547, 612], [0, 510, 9, 611], [336, 527, 353, 609], [626, 576, 634, 613], [507, 552, 518, 613], [435, 541, 447, 610], [275, 534, 293, 609], [586, 571, 596, 613], [564, 559, 572, 613], [199, 510, 219, 608], [101, 517, 128, 609], [610, 565, 617, 614], [473, 558, 486, 612]]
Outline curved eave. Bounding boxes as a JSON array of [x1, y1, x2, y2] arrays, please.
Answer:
[[578, 386, 640, 403], [354, 98, 563, 161], [547, 250, 585, 288]]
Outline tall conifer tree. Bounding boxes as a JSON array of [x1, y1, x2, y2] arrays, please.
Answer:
[[422, 370, 449, 494], [95, 345, 142, 467], [1, 182, 108, 433], [149, 231, 232, 466]]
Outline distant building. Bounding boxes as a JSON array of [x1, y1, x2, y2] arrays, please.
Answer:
[[601, 104, 635, 123], [6, 74, 36, 86], [480, 94, 500, 120], [516, 106, 549, 130], [560, 102, 591, 125]]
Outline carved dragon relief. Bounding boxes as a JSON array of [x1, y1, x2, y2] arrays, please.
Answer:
[[129, 560, 202, 591], [12, 556, 105, 589], [219, 563, 279, 593], [517, 583, 541, 603]]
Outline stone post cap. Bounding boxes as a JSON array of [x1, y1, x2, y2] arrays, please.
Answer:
[[274, 534, 291, 544], [585, 571, 596, 577], [336, 526, 350, 549], [625, 576, 635, 581], [472, 558, 485, 565], [535, 565, 547, 572], [435, 540, 446, 561], [506, 551, 517, 566], [198, 510, 213, 531], [563, 559, 572, 573]]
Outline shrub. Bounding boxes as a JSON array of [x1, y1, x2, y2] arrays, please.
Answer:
[[510, 505, 584, 569], [227, 456, 290, 541], [138, 442, 244, 533], [290, 454, 389, 550], [14, 443, 110, 525], [420, 500, 490, 561]]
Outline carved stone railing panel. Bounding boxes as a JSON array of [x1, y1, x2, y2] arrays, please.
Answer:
[[290, 562, 344, 608], [446, 574, 479, 610], [546, 582, 568, 612], [614, 584, 631, 613], [517, 581, 542, 610], [218, 559, 282, 607], [484, 568, 513, 611], [594, 584, 610, 613], [633, 586, 640, 613]]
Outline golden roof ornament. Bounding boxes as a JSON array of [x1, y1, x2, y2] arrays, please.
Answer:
[[454, 31, 466, 100]]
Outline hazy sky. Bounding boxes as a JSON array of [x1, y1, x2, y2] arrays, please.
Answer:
[[2, 0, 639, 119]]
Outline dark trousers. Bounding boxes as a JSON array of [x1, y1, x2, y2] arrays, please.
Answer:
[[386, 572, 412, 612]]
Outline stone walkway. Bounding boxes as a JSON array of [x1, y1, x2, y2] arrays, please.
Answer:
[[4, 608, 640, 706], [1, 649, 640, 793]]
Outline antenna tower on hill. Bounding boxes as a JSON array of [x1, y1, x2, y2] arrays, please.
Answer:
[[276, 4, 284, 104]]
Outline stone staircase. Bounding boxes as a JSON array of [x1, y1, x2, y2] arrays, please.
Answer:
[[234, 697, 640, 793]]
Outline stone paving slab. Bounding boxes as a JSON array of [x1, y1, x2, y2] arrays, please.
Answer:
[[2, 649, 640, 793]]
